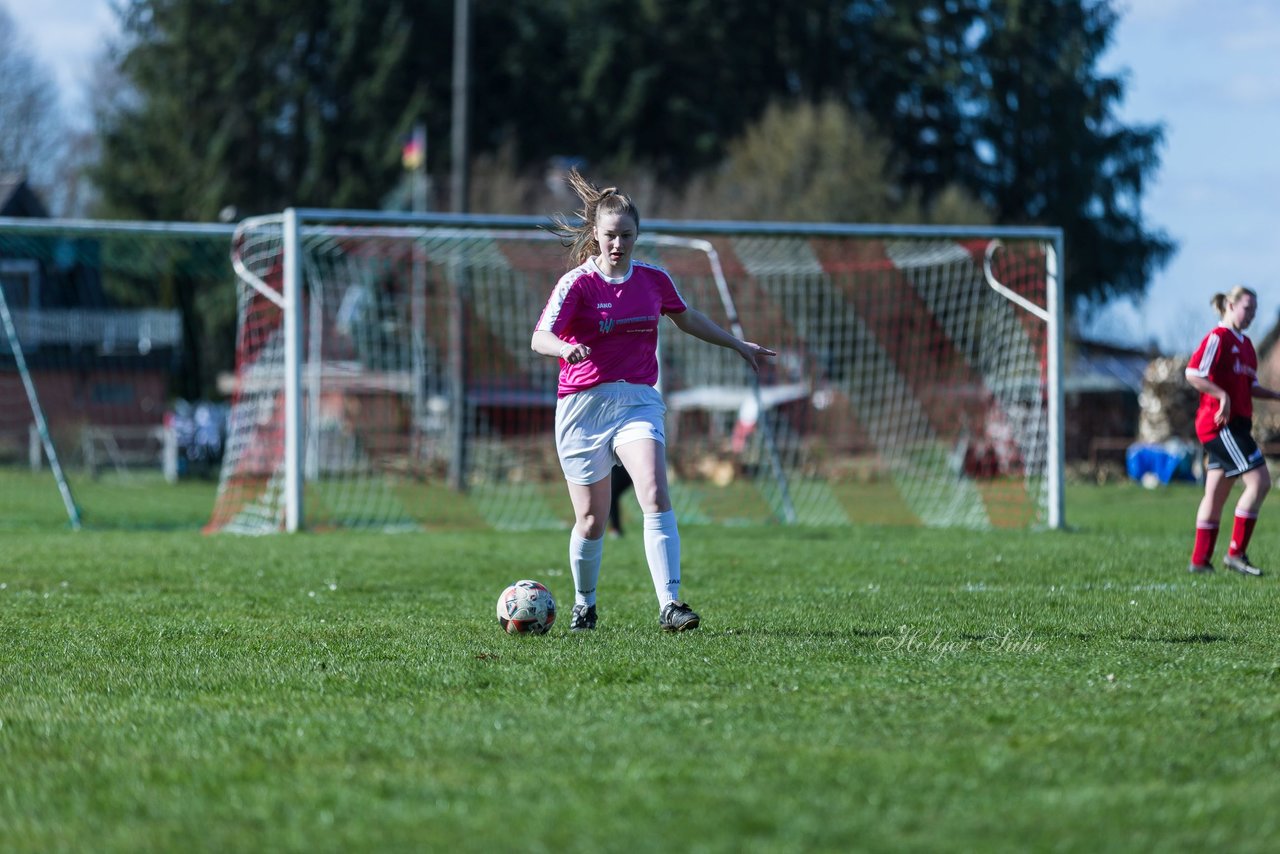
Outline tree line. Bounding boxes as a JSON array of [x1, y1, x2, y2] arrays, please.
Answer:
[[8, 0, 1175, 326]]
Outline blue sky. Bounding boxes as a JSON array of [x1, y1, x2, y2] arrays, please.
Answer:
[[9, 0, 1279, 355], [1093, 0, 1280, 352]]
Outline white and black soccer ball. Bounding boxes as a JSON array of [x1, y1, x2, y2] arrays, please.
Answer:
[[496, 579, 557, 635]]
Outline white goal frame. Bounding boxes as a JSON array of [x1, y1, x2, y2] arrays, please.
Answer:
[[229, 207, 1064, 533]]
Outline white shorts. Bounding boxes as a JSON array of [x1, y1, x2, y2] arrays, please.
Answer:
[[555, 382, 666, 485]]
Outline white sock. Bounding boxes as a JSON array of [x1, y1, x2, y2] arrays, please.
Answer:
[[569, 533, 604, 607], [643, 510, 681, 607]]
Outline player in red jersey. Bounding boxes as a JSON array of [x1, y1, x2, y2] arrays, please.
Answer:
[[1184, 286, 1280, 575], [532, 169, 774, 631]]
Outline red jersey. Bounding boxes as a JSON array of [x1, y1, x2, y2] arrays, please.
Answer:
[[534, 259, 687, 397], [1187, 325, 1258, 442]]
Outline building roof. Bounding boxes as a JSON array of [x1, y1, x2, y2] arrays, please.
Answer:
[[1066, 337, 1155, 395], [0, 174, 50, 218], [1255, 307, 1280, 360]]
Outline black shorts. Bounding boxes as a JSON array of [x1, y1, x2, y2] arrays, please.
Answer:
[[1203, 418, 1265, 478]]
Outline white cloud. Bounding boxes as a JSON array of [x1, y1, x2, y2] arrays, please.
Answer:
[[1223, 72, 1280, 105], [1215, 1, 1280, 50], [1221, 27, 1280, 51]]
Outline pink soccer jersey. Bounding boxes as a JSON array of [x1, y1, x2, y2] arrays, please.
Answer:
[[534, 259, 688, 396]]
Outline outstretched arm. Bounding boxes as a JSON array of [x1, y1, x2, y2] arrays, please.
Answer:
[[669, 308, 776, 373], [1253, 382, 1280, 402]]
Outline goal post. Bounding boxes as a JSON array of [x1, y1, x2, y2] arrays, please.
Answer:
[[0, 216, 233, 529], [210, 208, 1063, 534], [0, 276, 81, 528]]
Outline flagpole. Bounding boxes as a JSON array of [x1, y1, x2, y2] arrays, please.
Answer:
[[406, 122, 428, 461]]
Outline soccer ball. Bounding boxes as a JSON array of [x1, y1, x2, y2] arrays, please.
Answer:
[[496, 579, 557, 634]]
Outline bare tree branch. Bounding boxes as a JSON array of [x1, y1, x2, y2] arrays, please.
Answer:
[[0, 2, 68, 200]]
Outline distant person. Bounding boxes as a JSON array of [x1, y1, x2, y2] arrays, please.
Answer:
[[531, 168, 774, 631], [1185, 286, 1280, 575], [608, 463, 633, 537]]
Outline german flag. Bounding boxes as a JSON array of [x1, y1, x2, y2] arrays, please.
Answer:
[[402, 125, 425, 171]]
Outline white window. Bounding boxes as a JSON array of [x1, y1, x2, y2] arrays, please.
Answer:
[[0, 258, 40, 310]]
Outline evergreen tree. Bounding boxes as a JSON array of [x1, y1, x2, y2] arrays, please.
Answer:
[[820, 1, 1175, 304], [90, 0, 1173, 308], [92, 0, 430, 220], [971, 0, 1175, 304]]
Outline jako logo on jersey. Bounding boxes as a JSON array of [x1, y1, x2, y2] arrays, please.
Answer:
[[599, 318, 615, 334], [596, 302, 613, 309]]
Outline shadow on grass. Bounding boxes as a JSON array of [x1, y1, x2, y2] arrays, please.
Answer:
[[707, 626, 907, 641], [1125, 632, 1231, 644]]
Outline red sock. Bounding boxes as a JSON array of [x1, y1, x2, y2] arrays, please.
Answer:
[[1229, 511, 1258, 557], [1192, 521, 1219, 566]]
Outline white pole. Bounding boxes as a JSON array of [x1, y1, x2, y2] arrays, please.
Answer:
[[306, 279, 322, 482], [162, 424, 178, 484], [1046, 239, 1065, 529], [984, 239, 1065, 530], [0, 290, 81, 528], [283, 208, 304, 532]]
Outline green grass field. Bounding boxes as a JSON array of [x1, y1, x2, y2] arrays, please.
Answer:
[[2, 479, 1279, 852]]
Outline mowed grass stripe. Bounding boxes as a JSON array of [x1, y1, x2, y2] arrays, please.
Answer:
[[2, 483, 1279, 851]]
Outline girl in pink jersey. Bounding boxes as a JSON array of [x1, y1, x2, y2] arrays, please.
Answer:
[[532, 169, 775, 631], [1184, 286, 1280, 575]]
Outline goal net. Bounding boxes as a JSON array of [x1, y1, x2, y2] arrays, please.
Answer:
[[0, 218, 232, 529], [209, 211, 1061, 534]]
